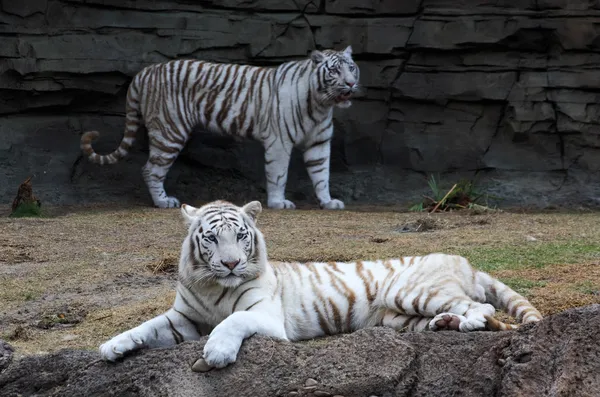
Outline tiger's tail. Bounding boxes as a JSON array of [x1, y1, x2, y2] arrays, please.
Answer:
[[476, 271, 543, 331], [80, 80, 142, 165]]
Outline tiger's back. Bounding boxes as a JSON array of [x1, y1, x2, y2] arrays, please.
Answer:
[[133, 59, 276, 140]]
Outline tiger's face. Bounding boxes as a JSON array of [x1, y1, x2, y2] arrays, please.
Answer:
[[311, 46, 360, 109], [180, 200, 265, 288]]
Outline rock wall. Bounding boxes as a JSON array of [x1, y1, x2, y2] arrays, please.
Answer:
[[1, 305, 600, 396], [2, 0, 600, 208]]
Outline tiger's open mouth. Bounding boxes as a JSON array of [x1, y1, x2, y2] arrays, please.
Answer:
[[335, 93, 353, 103]]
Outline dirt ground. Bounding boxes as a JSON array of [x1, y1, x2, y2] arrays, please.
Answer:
[[1, 203, 599, 358]]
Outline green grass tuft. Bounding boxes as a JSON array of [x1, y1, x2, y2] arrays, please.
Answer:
[[23, 292, 37, 301], [455, 241, 600, 272], [10, 201, 44, 218], [572, 281, 599, 295], [500, 278, 547, 296]]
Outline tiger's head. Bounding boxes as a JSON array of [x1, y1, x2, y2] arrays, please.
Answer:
[[310, 45, 360, 109], [179, 200, 267, 289]]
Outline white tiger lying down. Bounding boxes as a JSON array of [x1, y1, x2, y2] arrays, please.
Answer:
[[99, 200, 542, 371]]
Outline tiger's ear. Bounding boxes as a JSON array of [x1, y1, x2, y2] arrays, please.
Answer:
[[181, 204, 198, 225], [342, 45, 353, 59], [310, 50, 325, 64], [242, 201, 262, 222]]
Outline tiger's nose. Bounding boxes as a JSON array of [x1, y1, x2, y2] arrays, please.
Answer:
[[346, 81, 355, 88], [221, 259, 240, 270]]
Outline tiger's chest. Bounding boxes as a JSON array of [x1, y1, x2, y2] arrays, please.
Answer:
[[199, 283, 278, 324]]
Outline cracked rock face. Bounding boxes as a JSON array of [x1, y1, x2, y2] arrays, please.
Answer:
[[1, 1, 599, 208], [1, 305, 599, 396]]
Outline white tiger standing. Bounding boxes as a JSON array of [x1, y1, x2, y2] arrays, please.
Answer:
[[80, 47, 359, 210], [99, 200, 543, 371]]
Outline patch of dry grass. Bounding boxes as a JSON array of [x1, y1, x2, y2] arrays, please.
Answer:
[[146, 254, 179, 274], [495, 262, 600, 315], [0, 204, 599, 356]]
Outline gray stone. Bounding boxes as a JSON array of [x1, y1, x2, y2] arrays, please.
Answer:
[[309, 15, 414, 55], [0, 340, 13, 373], [394, 72, 518, 101], [325, 0, 421, 15], [1, 0, 47, 18], [1, 305, 600, 396], [383, 101, 503, 171]]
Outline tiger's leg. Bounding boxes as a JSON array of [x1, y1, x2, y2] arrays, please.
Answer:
[[142, 132, 186, 208], [99, 308, 202, 361], [302, 138, 344, 210], [381, 310, 431, 332], [381, 288, 495, 332], [264, 138, 295, 209], [194, 311, 288, 371]]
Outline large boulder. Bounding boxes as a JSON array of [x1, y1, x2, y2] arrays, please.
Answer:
[[1, 305, 598, 396]]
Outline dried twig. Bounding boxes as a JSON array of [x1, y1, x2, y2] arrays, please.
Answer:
[[91, 314, 113, 321], [430, 183, 457, 213]]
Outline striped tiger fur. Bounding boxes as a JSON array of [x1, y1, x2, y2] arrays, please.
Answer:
[[80, 46, 359, 210], [99, 200, 543, 370]]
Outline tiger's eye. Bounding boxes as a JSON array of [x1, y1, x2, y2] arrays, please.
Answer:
[[237, 232, 245, 240]]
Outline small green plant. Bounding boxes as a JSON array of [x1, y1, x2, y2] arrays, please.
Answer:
[[23, 291, 37, 301], [410, 174, 499, 212], [409, 202, 424, 212], [10, 201, 43, 218], [9, 176, 43, 218], [572, 281, 598, 295]]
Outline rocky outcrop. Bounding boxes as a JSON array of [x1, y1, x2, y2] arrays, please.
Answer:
[[1, 1, 600, 208], [1, 305, 599, 396]]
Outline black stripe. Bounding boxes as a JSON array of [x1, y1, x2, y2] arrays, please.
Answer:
[[165, 315, 184, 344], [174, 308, 196, 325], [232, 287, 257, 312], [191, 236, 200, 269], [248, 232, 259, 263], [177, 284, 210, 313], [215, 289, 229, 305], [306, 138, 331, 151], [304, 157, 327, 168], [283, 117, 296, 145], [313, 120, 333, 139], [244, 299, 264, 311], [314, 180, 326, 190]]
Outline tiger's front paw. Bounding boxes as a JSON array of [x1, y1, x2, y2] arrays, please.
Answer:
[[202, 331, 241, 369], [267, 199, 296, 210], [155, 196, 181, 209], [99, 331, 146, 361], [320, 199, 345, 210]]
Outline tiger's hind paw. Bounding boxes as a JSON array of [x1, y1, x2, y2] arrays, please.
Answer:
[[268, 199, 296, 210], [155, 196, 181, 209], [320, 199, 345, 210], [429, 313, 465, 332]]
